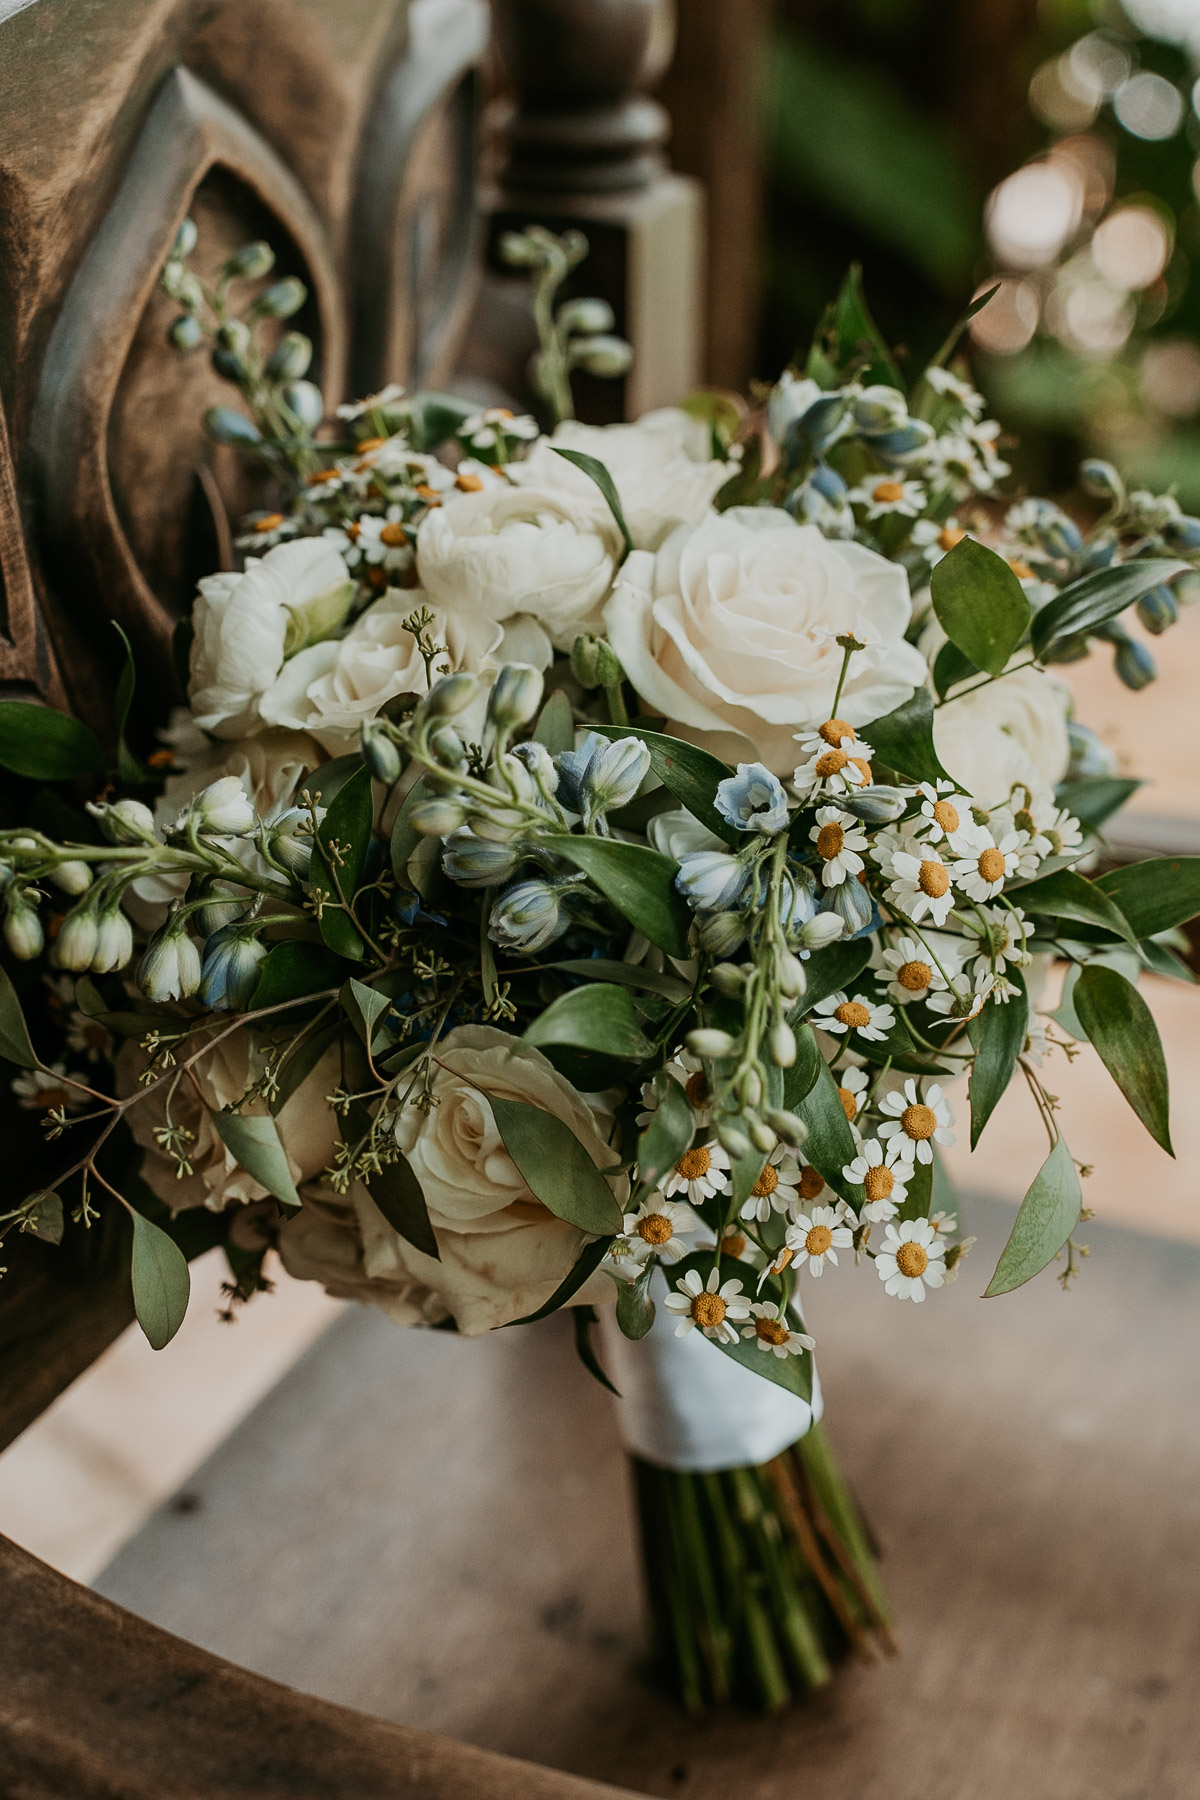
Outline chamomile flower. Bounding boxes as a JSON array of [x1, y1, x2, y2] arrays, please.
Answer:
[[874, 1218, 946, 1302], [1024, 789, 1083, 861], [949, 827, 1024, 902], [619, 1198, 700, 1265], [847, 474, 926, 519], [965, 904, 1031, 980], [637, 1051, 712, 1129], [833, 1064, 870, 1128], [236, 511, 300, 551], [880, 841, 956, 926], [714, 1227, 759, 1264], [911, 518, 969, 565], [739, 1145, 803, 1225], [911, 781, 973, 848], [878, 934, 954, 1007], [842, 1136, 909, 1222], [664, 1266, 751, 1344], [877, 1079, 956, 1164], [742, 1302, 815, 1359], [659, 1139, 731, 1204], [321, 521, 366, 568], [927, 966, 994, 1018], [812, 990, 896, 1043], [929, 1208, 959, 1237], [793, 1161, 830, 1208], [985, 804, 1046, 878], [359, 507, 413, 572], [452, 457, 506, 493], [460, 407, 540, 452], [11, 1063, 82, 1114], [809, 806, 868, 887], [336, 382, 406, 420], [793, 720, 874, 799], [784, 1203, 854, 1277]]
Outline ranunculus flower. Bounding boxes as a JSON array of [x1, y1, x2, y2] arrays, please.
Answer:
[[933, 664, 1071, 805], [257, 592, 551, 754], [509, 408, 734, 551], [604, 507, 929, 771], [416, 486, 622, 651], [317, 1025, 626, 1334], [189, 538, 354, 737]]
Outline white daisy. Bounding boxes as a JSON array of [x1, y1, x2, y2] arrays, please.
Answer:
[[812, 990, 895, 1044], [336, 382, 406, 420], [985, 804, 1046, 878], [881, 841, 957, 927], [664, 1266, 752, 1345], [832, 1064, 870, 1129], [847, 474, 926, 518], [877, 1079, 956, 1164], [809, 806, 869, 887], [65, 1010, 113, 1063], [841, 1136, 910, 1222], [235, 510, 300, 551], [949, 827, 1023, 903], [460, 407, 540, 451], [451, 457, 506, 493], [321, 522, 366, 568], [929, 1208, 959, 1237], [910, 518, 969, 566], [742, 1302, 815, 1360], [792, 721, 874, 799], [358, 507, 414, 572], [964, 904, 1031, 980], [11, 1063, 81, 1113], [619, 1198, 700, 1266], [923, 366, 986, 417], [874, 1218, 946, 1302], [714, 1227, 760, 1264], [739, 1145, 802, 1225], [1024, 788, 1083, 861], [878, 934, 954, 1007], [911, 781, 974, 848], [783, 1203, 854, 1277], [928, 966, 994, 1019], [637, 1051, 711, 1129], [659, 1139, 731, 1205]]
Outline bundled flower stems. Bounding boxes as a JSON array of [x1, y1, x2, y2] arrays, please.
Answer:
[[2, 229, 1195, 1714]]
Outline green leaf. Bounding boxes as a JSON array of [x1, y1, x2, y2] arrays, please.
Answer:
[[130, 1209, 191, 1350], [967, 966, 1026, 1149], [1095, 858, 1200, 940], [524, 983, 654, 1060], [550, 447, 634, 555], [930, 537, 1032, 678], [389, 774, 430, 884], [342, 977, 390, 1050], [489, 1093, 624, 1235], [795, 1056, 861, 1201], [615, 1263, 657, 1339], [0, 965, 38, 1067], [213, 1111, 301, 1207], [533, 690, 575, 755], [111, 622, 144, 785], [1055, 776, 1140, 834], [932, 639, 978, 700], [505, 1234, 615, 1325], [984, 1136, 1081, 1297], [864, 687, 950, 785], [539, 834, 692, 959], [404, 389, 476, 451], [573, 1304, 620, 1395], [250, 939, 346, 1009], [1073, 963, 1172, 1155], [24, 1190, 63, 1245], [590, 723, 737, 845], [1031, 559, 1188, 662], [1018, 868, 1136, 946], [363, 1151, 440, 1261], [830, 265, 902, 388], [781, 1021, 824, 1111], [547, 957, 692, 1004], [895, 1152, 933, 1223], [636, 1068, 696, 1191], [673, 1252, 816, 1405], [270, 1021, 341, 1114], [793, 936, 872, 1019], [924, 284, 1001, 373], [0, 701, 105, 781], [312, 762, 374, 958]]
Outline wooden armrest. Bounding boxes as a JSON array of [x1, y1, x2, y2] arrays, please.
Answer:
[[0, 1533, 642, 1800]]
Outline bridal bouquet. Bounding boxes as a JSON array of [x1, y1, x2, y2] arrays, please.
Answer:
[[2, 230, 1197, 1712]]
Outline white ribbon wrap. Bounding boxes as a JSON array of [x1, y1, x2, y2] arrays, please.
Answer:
[[597, 1280, 822, 1473]]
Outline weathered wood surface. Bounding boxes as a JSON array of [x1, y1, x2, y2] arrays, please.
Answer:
[[95, 1195, 1200, 1798]]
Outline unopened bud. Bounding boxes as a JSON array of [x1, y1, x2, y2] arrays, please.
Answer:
[[569, 334, 633, 378], [204, 406, 262, 448], [4, 893, 43, 961], [696, 910, 746, 956], [708, 962, 747, 997], [169, 314, 204, 352], [266, 331, 313, 381], [765, 1108, 808, 1149], [423, 672, 479, 718], [409, 797, 467, 837], [686, 1028, 735, 1060], [361, 724, 402, 785], [87, 797, 157, 847], [92, 908, 134, 974], [139, 923, 202, 1001], [223, 240, 275, 280], [281, 380, 324, 432], [769, 1021, 797, 1068], [1079, 458, 1122, 502], [487, 663, 544, 731], [778, 953, 806, 999], [53, 905, 100, 971], [799, 911, 848, 950], [49, 861, 92, 896], [749, 1118, 778, 1154], [715, 1120, 752, 1160], [254, 276, 306, 319]]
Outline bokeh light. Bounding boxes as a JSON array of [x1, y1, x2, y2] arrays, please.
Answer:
[[1113, 70, 1186, 139], [969, 278, 1040, 355], [986, 160, 1084, 267], [1140, 336, 1200, 413], [1092, 206, 1171, 288]]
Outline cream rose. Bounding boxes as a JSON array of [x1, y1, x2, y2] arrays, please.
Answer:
[[934, 665, 1071, 804], [604, 507, 929, 772], [310, 1025, 625, 1335], [416, 485, 621, 650], [510, 408, 734, 551], [277, 1186, 439, 1327], [189, 538, 354, 737]]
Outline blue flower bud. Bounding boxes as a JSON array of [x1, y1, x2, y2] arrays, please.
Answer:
[[223, 240, 275, 280], [204, 406, 262, 447], [695, 909, 746, 955], [172, 218, 198, 259], [281, 380, 324, 432], [840, 785, 907, 824], [198, 926, 268, 1010], [557, 732, 649, 816], [509, 740, 559, 797], [254, 276, 306, 319], [266, 332, 313, 382], [715, 763, 789, 835], [783, 391, 851, 460], [1113, 634, 1156, 690], [675, 851, 750, 912], [442, 827, 523, 888], [409, 797, 468, 837], [169, 314, 204, 352], [1079, 459, 1122, 501], [820, 875, 873, 935], [1067, 721, 1117, 781], [362, 723, 402, 785], [487, 663, 545, 732], [489, 878, 571, 953], [1136, 584, 1178, 636], [866, 420, 936, 461], [1076, 534, 1118, 574], [1163, 514, 1200, 552], [852, 386, 908, 433], [779, 865, 819, 932]]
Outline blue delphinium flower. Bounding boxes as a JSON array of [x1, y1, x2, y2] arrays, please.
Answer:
[[675, 850, 750, 912], [489, 878, 571, 953], [715, 764, 789, 836]]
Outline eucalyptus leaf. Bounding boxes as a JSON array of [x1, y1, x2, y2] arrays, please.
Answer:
[[967, 966, 1026, 1149], [342, 976, 390, 1049], [573, 1304, 621, 1396], [615, 1263, 657, 1339], [1055, 776, 1140, 834], [363, 1151, 440, 1260], [590, 723, 737, 845], [895, 1152, 933, 1222], [864, 687, 951, 785], [932, 640, 978, 700], [539, 834, 692, 959], [524, 983, 653, 1060], [547, 957, 692, 1004], [781, 1021, 824, 1111], [984, 1136, 1080, 1297], [388, 774, 430, 884], [1095, 857, 1200, 941], [251, 940, 346, 1009], [931, 536, 1032, 677], [270, 1021, 341, 1114], [213, 1111, 301, 1207], [489, 1094, 624, 1235], [550, 447, 634, 555], [1032, 559, 1188, 662], [130, 1209, 191, 1350], [0, 965, 38, 1067], [533, 689, 575, 755], [793, 936, 872, 1018], [636, 1068, 696, 1191], [312, 762, 374, 958], [0, 700, 105, 780], [24, 1190, 63, 1245], [1018, 868, 1136, 946], [1073, 963, 1172, 1155]]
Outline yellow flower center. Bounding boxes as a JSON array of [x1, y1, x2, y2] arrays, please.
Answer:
[[817, 822, 845, 859], [675, 1146, 711, 1181], [357, 436, 387, 453], [863, 1165, 894, 1201], [897, 959, 932, 992], [932, 798, 960, 832], [1008, 557, 1035, 580], [836, 1086, 858, 1122], [805, 1224, 833, 1256], [799, 1164, 826, 1200], [918, 860, 950, 898], [685, 1071, 711, 1109], [455, 471, 484, 492], [721, 1232, 747, 1258], [902, 1103, 937, 1141], [305, 467, 341, 486], [849, 756, 873, 785], [751, 1164, 779, 1199], [815, 748, 849, 777], [977, 847, 1006, 883], [254, 511, 285, 532], [380, 522, 409, 547], [637, 1213, 674, 1245], [756, 1317, 791, 1346], [819, 717, 855, 747], [873, 480, 906, 503], [938, 525, 966, 552], [692, 1291, 727, 1328], [835, 1000, 871, 1029], [895, 1241, 929, 1278]]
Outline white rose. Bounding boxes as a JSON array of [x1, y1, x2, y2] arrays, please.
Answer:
[[342, 1025, 626, 1335], [604, 507, 929, 772], [189, 538, 354, 737], [934, 665, 1071, 805], [277, 1186, 440, 1328], [416, 485, 621, 651], [257, 592, 552, 754], [509, 408, 734, 551], [155, 710, 323, 821]]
